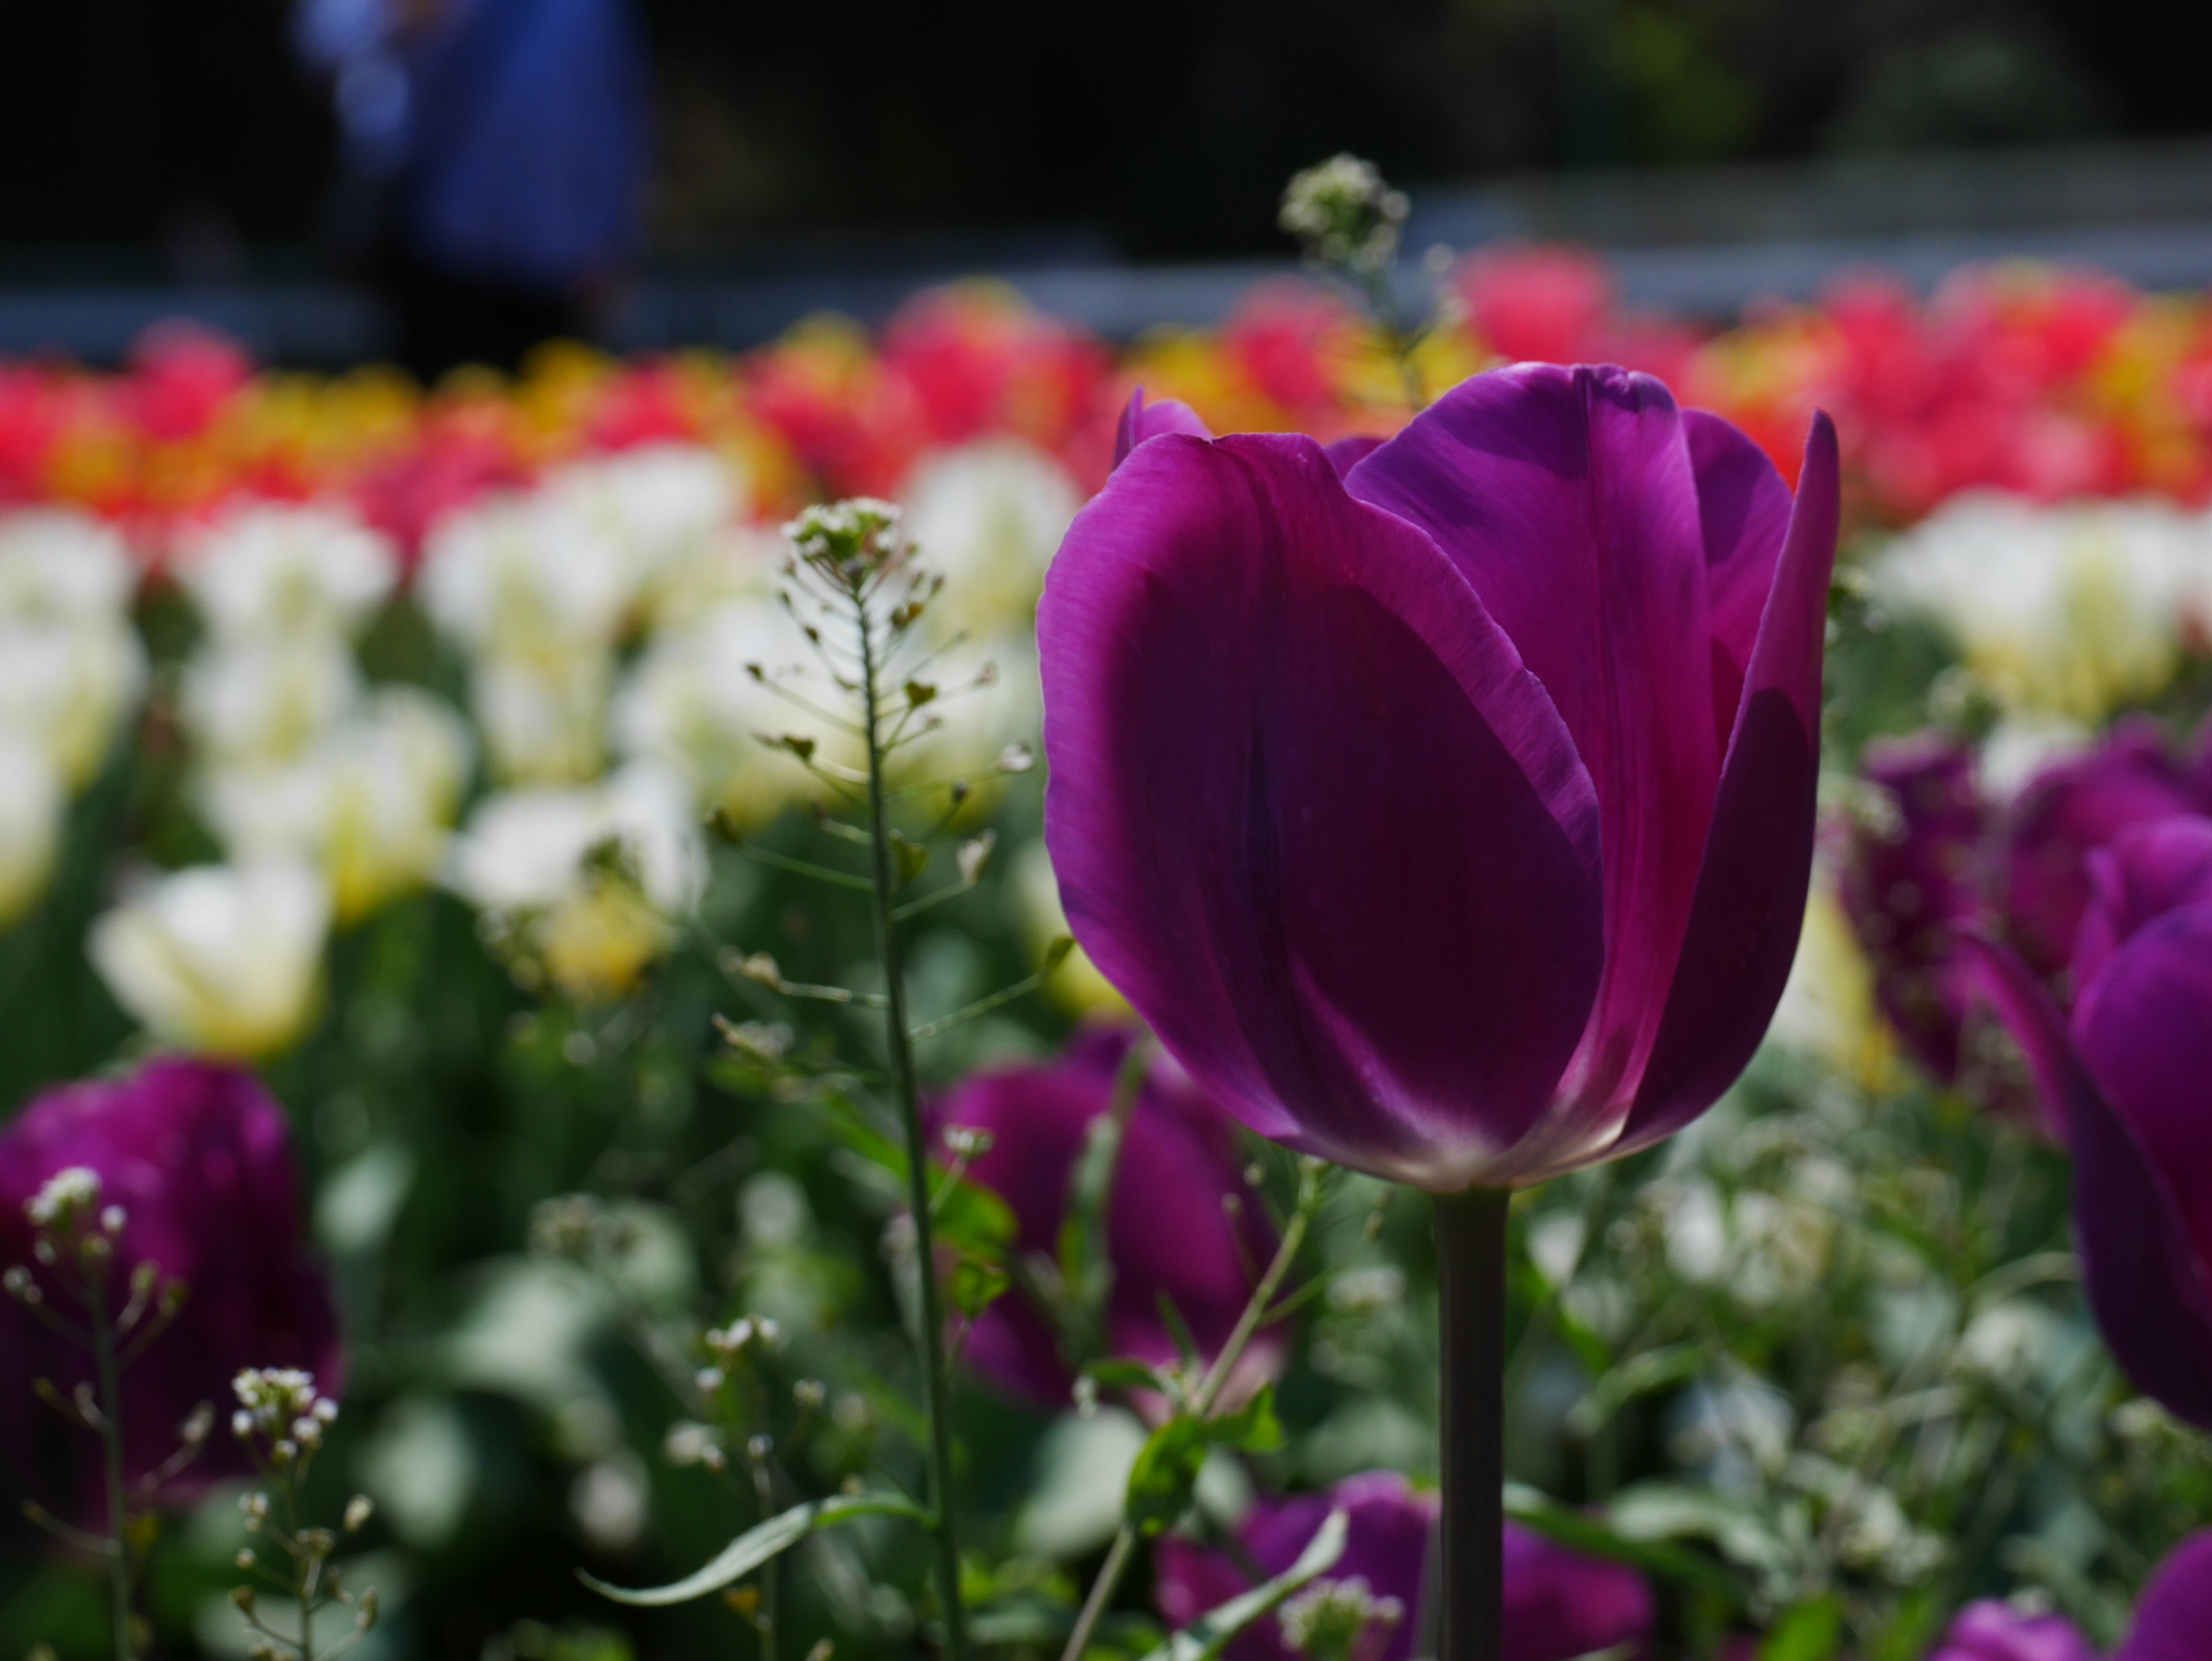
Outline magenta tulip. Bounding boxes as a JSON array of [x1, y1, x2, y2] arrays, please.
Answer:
[[1930, 1601, 2097, 1661], [0, 1059, 342, 1523], [1840, 733, 1988, 1083], [1154, 1471, 1654, 1661], [1113, 388, 1211, 470], [1967, 816, 2212, 1427], [935, 1030, 1280, 1409], [1041, 364, 1839, 1191], [2117, 1531, 2212, 1661], [2003, 718, 2209, 985]]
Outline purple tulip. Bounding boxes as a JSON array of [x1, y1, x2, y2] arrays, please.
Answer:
[[1840, 733, 1989, 1083], [1153, 1471, 1654, 1661], [935, 1030, 1281, 1409], [1113, 388, 1212, 470], [2116, 1530, 2212, 1661], [1966, 816, 2212, 1427], [2002, 718, 2209, 986], [0, 1059, 342, 1523], [1039, 364, 1839, 1190], [1930, 1601, 2097, 1661]]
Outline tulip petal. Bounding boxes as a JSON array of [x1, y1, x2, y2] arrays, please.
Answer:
[[2118, 1531, 2212, 1661], [1112, 388, 1211, 470], [1347, 365, 1724, 1158], [1683, 410, 1794, 747], [1323, 434, 1385, 478], [1040, 433, 1604, 1187], [2074, 817, 2212, 994], [1964, 930, 2212, 1429], [1618, 414, 1840, 1155]]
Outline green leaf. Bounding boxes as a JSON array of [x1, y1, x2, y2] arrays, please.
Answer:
[[1209, 1383, 1285, 1455], [891, 831, 930, 887], [1566, 1342, 1706, 1437], [952, 1254, 1011, 1320], [1760, 1596, 1844, 1661], [1081, 1358, 1171, 1396], [1502, 1484, 1742, 1602], [1138, 1507, 1349, 1661], [1125, 1416, 1212, 1538], [579, 1492, 932, 1607]]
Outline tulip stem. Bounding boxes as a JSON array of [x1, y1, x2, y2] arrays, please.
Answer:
[[854, 586, 971, 1661], [1434, 1187, 1510, 1661]]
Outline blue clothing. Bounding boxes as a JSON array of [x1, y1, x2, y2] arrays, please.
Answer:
[[297, 0, 650, 294]]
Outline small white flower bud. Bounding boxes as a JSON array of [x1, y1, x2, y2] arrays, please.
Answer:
[[234, 1548, 256, 1570], [100, 1206, 126, 1236], [232, 1409, 255, 1440], [695, 1367, 725, 1394], [344, 1494, 374, 1532]]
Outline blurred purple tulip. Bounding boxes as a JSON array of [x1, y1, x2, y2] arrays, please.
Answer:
[[2002, 718, 2210, 985], [935, 1030, 1279, 1409], [1967, 816, 2212, 1427], [0, 1059, 342, 1523], [1153, 1471, 1654, 1661], [2116, 1530, 2212, 1661], [1040, 364, 1839, 1189], [1840, 733, 1988, 1083], [1930, 1601, 2097, 1661]]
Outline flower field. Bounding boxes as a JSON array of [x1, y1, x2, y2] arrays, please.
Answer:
[[8, 225, 2212, 1661]]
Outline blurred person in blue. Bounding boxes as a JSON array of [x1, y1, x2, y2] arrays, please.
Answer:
[[295, 0, 651, 378]]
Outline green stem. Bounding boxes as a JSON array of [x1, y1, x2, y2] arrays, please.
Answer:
[[1434, 1188, 1510, 1661], [855, 594, 971, 1661], [84, 1260, 134, 1661], [1057, 1161, 1325, 1661]]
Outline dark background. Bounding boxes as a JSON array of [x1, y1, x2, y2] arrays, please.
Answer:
[[5, 0, 2211, 279]]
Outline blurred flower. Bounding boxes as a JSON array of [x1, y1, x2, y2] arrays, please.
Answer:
[[934, 1030, 1279, 1408], [1039, 365, 1838, 1189], [1154, 1471, 1653, 1661], [1010, 839, 1124, 1014], [420, 489, 634, 658], [469, 649, 614, 785], [0, 1058, 342, 1521], [2002, 718, 2211, 983], [180, 635, 360, 766], [172, 500, 398, 641], [1112, 388, 1210, 471], [1767, 877, 1897, 1091], [541, 441, 745, 613], [0, 731, 63, 928], [198, 687, 471, 923], [2116, 1530, 2212, 1660], [446, 763, 706, 1001], [0, 508, 137, 622], [0, 512, 146, 787], [613, 596, 805, 827], [899, 436, 1080, 638], [1967, 816, 2212, 1427], [1840, 733, 1988, 1082], [89, 861, 331, 1058], [1456, 244, 1618, 367], [1869, 494, 2207, 721], [1279, 154, 1408, 277]]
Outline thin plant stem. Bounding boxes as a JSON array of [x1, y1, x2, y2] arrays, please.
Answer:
[[1057, 1161, 1326, 1661], [855, 587, 971, 1661], [1434, 1187, 1510, 1661], [83, 1258, 134, 1661]]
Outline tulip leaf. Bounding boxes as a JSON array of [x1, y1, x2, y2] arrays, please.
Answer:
[[1502, 1483, 1742, 1601], [952, 1253, 1011, 1319], [1759, 1596, 1843, 1661], [1082, 1358, 1172, 1397], [1138, 1507, 1349, 1661], [1125, 1386, 1285, 1538], [579, 1491, 932, 1607]]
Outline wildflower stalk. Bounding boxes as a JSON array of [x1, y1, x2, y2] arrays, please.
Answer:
[[851, 536, 971, 1661], [81, 1261, 134, 1661], [1058, 1158, 1327, 1661], [1434, 1187, 1510, 1661]]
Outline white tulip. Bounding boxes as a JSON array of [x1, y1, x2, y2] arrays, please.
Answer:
[[1872, 493, 2212, 720], [470, 650, 613, 785], [899, 438, 1080, 638], [614, 598, 814, 826], [181, 635, 360, 764], [199, 688, 472, 923], [447, 763, 706, 1001], [0, 732, 63, 930], [420, 491, 634, 657], [543, 442, 745, 589], [0, 618, 146, 789], [0, 509, 136, 624], [173, 501, 399, 641], [90, 861, 331, 1057]]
